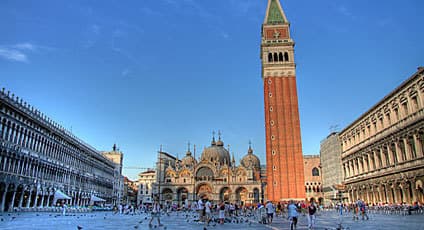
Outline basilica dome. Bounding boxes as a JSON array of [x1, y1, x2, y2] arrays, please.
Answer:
[[241, 145, 260, 169], [181, 150, 196, 167], [201, 137, 231, 165]]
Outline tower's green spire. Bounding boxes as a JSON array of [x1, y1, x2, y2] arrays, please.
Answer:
[[266, 0, 285, 24]]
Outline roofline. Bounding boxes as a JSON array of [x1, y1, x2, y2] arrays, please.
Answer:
[[263, 0, 289, 25], [340, 67, 424, 135]]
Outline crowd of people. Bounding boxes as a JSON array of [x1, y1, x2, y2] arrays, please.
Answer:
[[109, 197, 423, 229]]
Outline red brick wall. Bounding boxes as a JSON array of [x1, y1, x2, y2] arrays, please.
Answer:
[[264, 76, 306, 201]]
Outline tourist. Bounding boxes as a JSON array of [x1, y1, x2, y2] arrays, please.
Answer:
[[197, 197, 205, 222], [204, 198, 212, 229], [358, 199, 369, 220], [265, 200, 275, 224], [307, 198, 317, 229], [62, 202, 67, 216], [149, 200, 163, 228], [276, 202, 282, 217], [218, 201, 226, 224], [287, 200, 299, 230]]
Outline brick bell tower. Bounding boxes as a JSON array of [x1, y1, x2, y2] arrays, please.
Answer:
[[261, 0, 305, 201]]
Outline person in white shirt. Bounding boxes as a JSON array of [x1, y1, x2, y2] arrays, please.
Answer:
[[197, 197, 205, 222], [265, 200, 275, 224], [204, 198, 212, 228], [149, 200, 163, 228]]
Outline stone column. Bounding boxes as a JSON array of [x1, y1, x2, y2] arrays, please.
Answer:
[[403, 183, 411, 204], [401, 138, 409, 161], [362, 156, 368, 172], [46, 192, 51, 207], [18, 188, 25, 208], [358, 158, 363, 174], [413, 133, 423, 158], [39, 190, 45, 208], [0, 184, 8, 212], [8, 189, 17, 212], [26, 189, 32, 208], [32, 188, 38, 208]]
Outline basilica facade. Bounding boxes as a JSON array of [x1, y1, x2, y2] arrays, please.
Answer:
[[155, 135, 264, 206]]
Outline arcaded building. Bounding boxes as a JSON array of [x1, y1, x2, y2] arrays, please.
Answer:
[[303, 155, 323, 203], [340, 67, 424, 204], [261, 0, 305, 202], [0, 89, 114, 212], [155, 135, 264, 206]]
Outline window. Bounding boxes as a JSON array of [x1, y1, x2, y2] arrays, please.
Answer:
[[269, 92, 272, 97], [391, 143, 398, 164], [400, 140, 407, 161], [269, 106, 273, 112], [270, 120, 274, 126], [412, 97, 419, 111], [278, 52, 283, 62], [272, 150, 276, 155], [268, 53, 273, 62], [409, 136, 417, 159], [273, 53, 278, 62], [312, 167, 319, 176], [402, 103, 408, 116], [284, 52, 289, 61], [386, 113, 391, 125], [394, 108, 399, 120]]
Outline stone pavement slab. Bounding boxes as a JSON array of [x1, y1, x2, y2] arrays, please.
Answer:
[[0, 211, 423, 230]]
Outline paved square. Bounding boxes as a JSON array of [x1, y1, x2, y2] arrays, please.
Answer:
[[0, 210, 423, 230]]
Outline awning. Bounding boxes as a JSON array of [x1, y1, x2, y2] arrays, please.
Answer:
[[54, 190, 72, 200], [90, 195, 106, 202]]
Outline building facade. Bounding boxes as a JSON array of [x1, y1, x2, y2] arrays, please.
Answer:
[[320, 132, 346, 206], [102, 144, 124, 205], [155, 135, 264, 206], [303, 155, 323, 204], [123, 177, 137, 205], [261, 0, 306, 201], [136, 169, 155, 205], [0, 89, 114, 212], [340, 67, 424, 205]]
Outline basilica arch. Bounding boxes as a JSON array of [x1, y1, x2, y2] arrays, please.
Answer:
[[176, 187, 189, 205], [196, 183, 213, 200], [219, 187, 231, 202], [235, 187, 248, 205], [162, 188, 173, 203]]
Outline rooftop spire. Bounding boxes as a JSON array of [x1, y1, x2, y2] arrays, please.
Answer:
[[211, 131, 216, 146], [264, 0, 288, 25], [186, 141, 192, 156], [248, 140, 253, 154]]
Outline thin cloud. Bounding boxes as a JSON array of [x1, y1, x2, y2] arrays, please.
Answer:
[[14, 43, 36, 51], [121, 68, 131, 77], [0, 48, 28, 62], [337, 5, 355, 19], [0, 42, 54, 62], [221, 31, 230, 40], [91, 24, 100, 35]]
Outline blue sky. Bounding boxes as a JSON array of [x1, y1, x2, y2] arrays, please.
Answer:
[[1, 0, 423, 180]]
